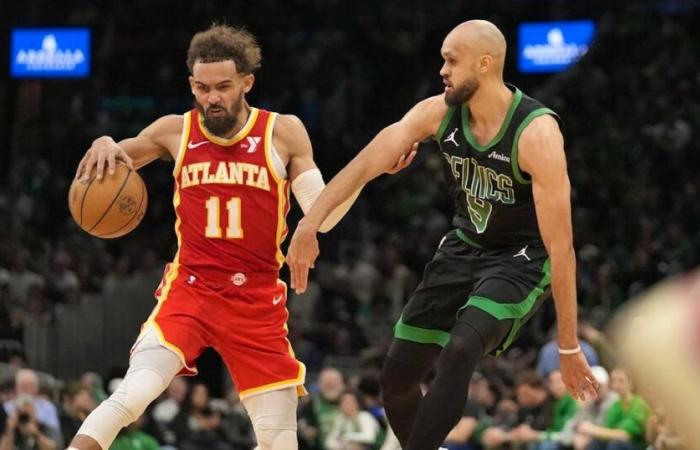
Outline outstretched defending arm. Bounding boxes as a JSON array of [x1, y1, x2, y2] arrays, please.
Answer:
[[287, 95, 447, 293], [276, 114, 417, 233], [518, 114, 598, 401]]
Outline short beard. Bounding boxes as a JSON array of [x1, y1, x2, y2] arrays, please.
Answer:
[[196, 92, 243, 137], [445, 77, 480, 106]]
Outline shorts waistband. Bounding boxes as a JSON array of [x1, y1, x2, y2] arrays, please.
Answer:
[[177, 265, 279, 288]]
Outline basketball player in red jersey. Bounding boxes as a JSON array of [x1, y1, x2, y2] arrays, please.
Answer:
[[69, 25, 414, 450]]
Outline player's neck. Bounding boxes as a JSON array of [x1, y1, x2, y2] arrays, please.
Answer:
[[466, 82, 513, 130], [217, 102, 252, 139]]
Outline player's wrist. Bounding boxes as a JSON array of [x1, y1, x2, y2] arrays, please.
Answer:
[[298, 216, 321, 234], [557, 344, 582, 355]]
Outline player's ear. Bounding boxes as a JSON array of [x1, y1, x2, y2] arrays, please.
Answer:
[[188, 76, 196, 95], [243, 74, 255, 94], [478, 55, 492, 73]]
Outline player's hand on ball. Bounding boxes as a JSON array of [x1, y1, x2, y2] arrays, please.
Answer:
[[560, 350, 600, 401], [76, 136, 134, 182], [287, 219, 319, 294], [386, 142, 419, 175]]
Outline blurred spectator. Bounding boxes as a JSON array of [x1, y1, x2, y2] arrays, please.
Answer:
[[150, 377, 188, 446], [510, 369, 580, 449], [0, 276, 22, 342], [7, 254, 44, 309], [79, 373, 107, 404], [563, 366, 618, 449], [211, 386, 255, 450], [3, 370, 60, 442], [482, 370, 552, 449], [356, 375, 400, 450], [170, 383, 230, 450], [298, 368, 345, 450], [325, 391, 380, 450], [45, 249, 80, 304], [536, 331, 599, 378], [442, 398, 480, 450], [577, 368, 650, 450], [513, 371, 554, 431], [443, 373, 492, 450], [110, 415, 160, 450], [0, 394, 58, 450], [58, 385, 95, 446]]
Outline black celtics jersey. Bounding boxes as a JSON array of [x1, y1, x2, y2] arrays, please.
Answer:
[[435, 85, 560, 249]]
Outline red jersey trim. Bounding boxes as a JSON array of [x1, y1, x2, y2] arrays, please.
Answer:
[[197, 107, 259, 146], [263, 113, 290, 267], [173, 111, 192, 178], [263, 113, 284, 184]]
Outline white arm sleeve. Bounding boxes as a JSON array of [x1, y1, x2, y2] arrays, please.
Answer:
[[291, 168, 362, 233]]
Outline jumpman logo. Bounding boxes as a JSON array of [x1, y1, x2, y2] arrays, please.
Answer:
[[513, 245, 531, 261], [444, 128, 459, 147]]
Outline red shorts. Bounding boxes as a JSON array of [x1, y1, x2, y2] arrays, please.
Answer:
[[141, 263, 306, 399]]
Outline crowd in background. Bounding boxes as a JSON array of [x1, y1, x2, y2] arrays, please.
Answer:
[[0, 0, 698, 449]]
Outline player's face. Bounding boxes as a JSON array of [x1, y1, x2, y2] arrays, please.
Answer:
[[610, 369, 632, 397], [440, 41, 480, 106], [339, 392, 360, 416], [189, 60, 254, 136]]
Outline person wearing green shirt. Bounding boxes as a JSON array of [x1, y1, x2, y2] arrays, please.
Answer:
[[508, 369, 580, 449], [577, 368, 650, 450], [109, 417, 160, 450]]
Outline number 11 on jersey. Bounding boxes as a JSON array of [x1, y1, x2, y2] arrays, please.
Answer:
[[205, 196, 243, 239]]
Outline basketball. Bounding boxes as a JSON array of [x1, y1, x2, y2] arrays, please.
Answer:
[[68, 163, 148, 238]]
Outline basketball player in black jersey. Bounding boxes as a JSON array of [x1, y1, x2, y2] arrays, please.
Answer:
[[287, 20, 599, 450]]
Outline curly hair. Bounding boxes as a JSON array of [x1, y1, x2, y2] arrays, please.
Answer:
[[186, 24, 261, 75]]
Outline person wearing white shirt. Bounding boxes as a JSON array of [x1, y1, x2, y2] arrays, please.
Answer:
[[325, 391, 379, 450]]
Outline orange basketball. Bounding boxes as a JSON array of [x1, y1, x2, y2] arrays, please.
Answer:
[[68, 163, 148, 238]]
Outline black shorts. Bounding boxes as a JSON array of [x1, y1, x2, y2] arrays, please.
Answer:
[[394, 229, 551, 355]]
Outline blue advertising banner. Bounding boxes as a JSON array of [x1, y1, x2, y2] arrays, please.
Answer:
[[10, 28, 91, 78], [518, 21, 595, 74]]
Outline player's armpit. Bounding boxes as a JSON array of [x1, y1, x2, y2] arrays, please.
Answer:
[[272, 114, 316, 182]]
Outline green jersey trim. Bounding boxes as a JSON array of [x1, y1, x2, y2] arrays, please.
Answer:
[[455, 228, 483, 248], [511, 107, 557, 184], [394, 316, 451, 347], [457, 258, 551, 355], [435, 107, 456, 143], [461, 88, 522, 152], [460, 258, 552, 320]]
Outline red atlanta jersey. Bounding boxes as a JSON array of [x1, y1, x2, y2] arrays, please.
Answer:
[[170, 107, 289, 272]]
